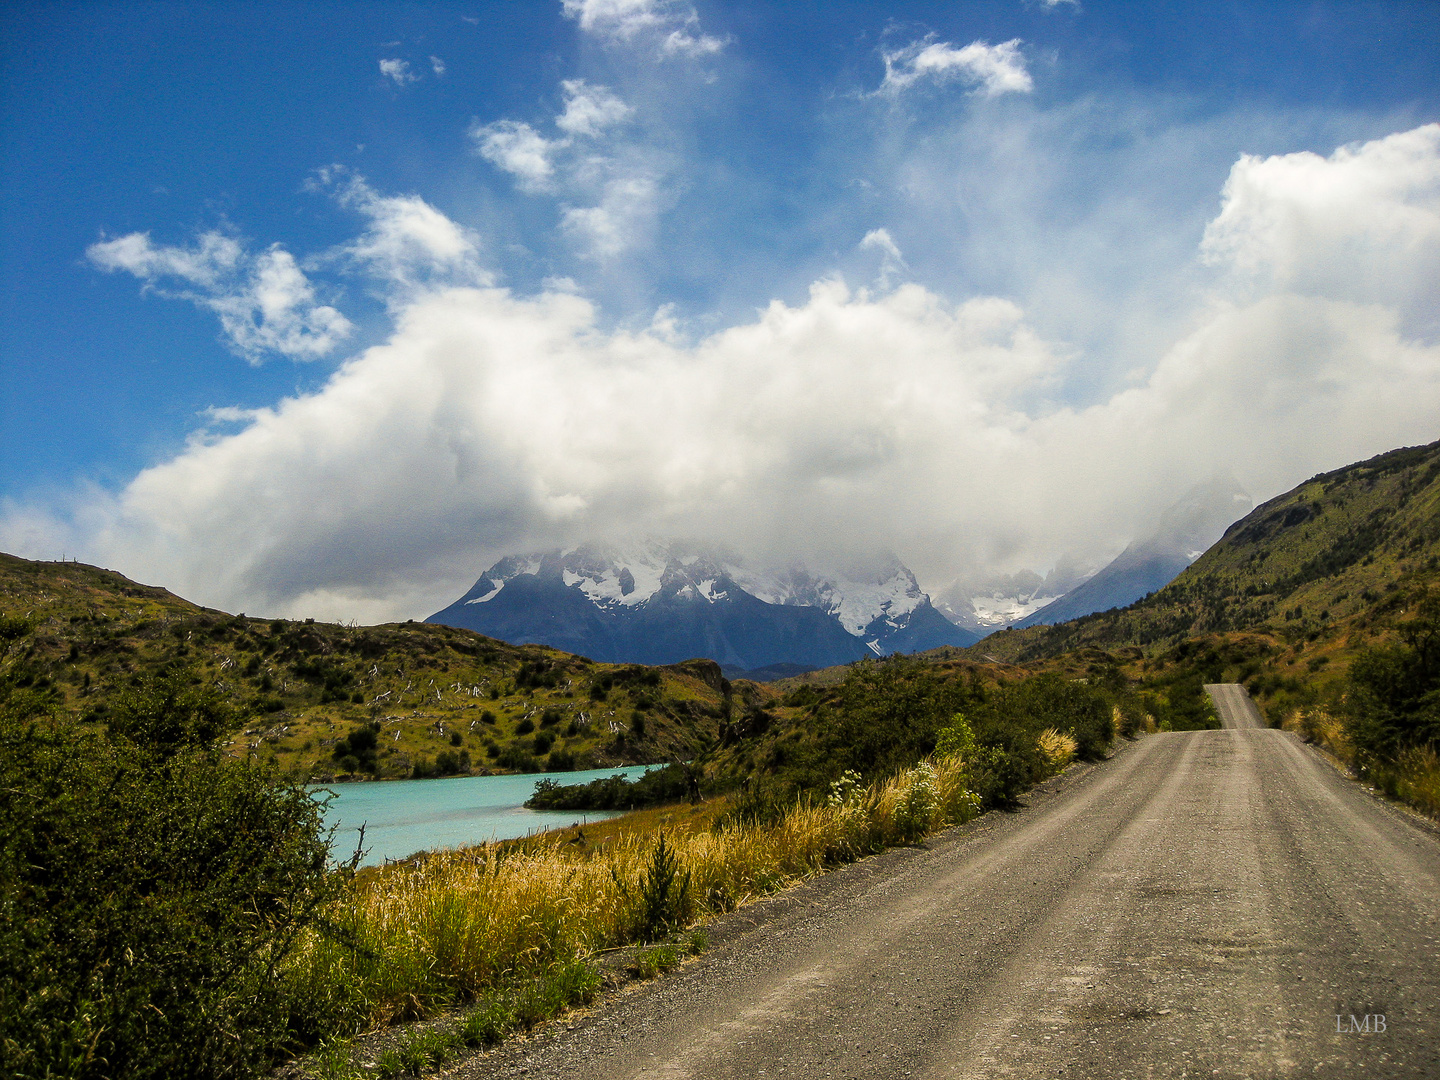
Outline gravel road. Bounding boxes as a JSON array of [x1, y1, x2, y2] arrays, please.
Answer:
[[454, 686, 1440, 1079]]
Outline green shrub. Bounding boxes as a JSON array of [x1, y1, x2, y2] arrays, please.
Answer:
[[495, 745, 540, 773], [0, 672, 336, 1080], [615, 832, 692, 942], [1347, 593, 1440, 763]]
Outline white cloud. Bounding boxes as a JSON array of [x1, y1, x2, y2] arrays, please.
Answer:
[[322, 171, 491, 294], [379, 58, 419, 85], [660, 27, 726, 58], [473, 80, 660, 258], [430, 56, 446, 77], [561, 173, 662, 259], [556, 79, 630, 136], [860, 228, 907, 289], [87, 231, 351, 362], [880, 38, 1032, 98], [471, 119, 563, 190], [87, 229, 242, 286], [562, 0, 726, 57], [1201, 124, 1440, 324], [25, 126, 1440, 622]]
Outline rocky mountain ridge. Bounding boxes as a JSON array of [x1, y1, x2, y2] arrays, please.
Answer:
[[427, 541, 977, 675]]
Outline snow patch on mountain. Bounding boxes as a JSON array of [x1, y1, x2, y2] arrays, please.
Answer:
[[934, 556, 1099, 635], [967, 592, 1064, 626], [725, 555, 924, 636], [464, 578, 506, 604]]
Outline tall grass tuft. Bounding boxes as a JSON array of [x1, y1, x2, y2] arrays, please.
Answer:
[[1036, 728, 1078, 776], [282, 752, 984, 1038]]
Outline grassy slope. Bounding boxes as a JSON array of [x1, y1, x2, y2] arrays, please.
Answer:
[[965, 440, 1440, 677], [0, 552, 728, 780]]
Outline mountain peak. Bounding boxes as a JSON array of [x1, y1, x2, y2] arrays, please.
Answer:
[[429, 538, 976, 673]]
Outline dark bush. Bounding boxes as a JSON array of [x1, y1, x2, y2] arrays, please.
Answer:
[[516, 717, 535, 735], [997, 674, 1115, 761], [1347, 593, 1440, 760], [496, 745, 540, 773], [527, 763, 693, 811], [332, 722, 379, 772], [435, 749, 471, 776], [514, 661, 560, 691], [532, 731, 554, 755]]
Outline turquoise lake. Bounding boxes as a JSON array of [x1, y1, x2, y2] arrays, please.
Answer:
[[316, 765, 654, 866]]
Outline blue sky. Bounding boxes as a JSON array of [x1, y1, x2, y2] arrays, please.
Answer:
[[2, 1, 1438, 621]]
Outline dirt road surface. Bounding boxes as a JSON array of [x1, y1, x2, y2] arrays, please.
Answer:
[[456, 686, 1440, 1079]]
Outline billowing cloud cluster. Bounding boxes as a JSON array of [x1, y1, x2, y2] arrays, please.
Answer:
[[1201, 123, 1440, 326], [18, 125, 1437, 623]]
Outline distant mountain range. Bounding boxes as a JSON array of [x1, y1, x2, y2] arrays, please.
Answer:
[[427, 542, 978, 676], [426, 480, 1254, 674], [932, 477, 1251, 636]]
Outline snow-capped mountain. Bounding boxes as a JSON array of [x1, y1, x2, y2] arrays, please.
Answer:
[[932, 557, 1097, 636], [426, 541, 977, 676]]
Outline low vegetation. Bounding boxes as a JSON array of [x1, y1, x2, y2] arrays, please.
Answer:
[[1280, 593, 1440, 816], [282, 745, 988, 1067]]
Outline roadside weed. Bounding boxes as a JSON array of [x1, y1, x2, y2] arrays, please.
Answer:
[[628, 944, 681, 979]]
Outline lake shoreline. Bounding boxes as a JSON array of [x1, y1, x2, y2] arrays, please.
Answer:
[[316, 763, 659, 866]]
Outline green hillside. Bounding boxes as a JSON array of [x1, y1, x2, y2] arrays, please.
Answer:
[[972, 439, 1440, 667], [0, 553, 728, 780]]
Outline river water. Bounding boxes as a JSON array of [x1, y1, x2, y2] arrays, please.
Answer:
[[316, 765, 654, 866]]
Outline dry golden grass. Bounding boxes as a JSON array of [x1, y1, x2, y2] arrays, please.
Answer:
[[1282, 706, 1352, 761], [286, 754, 984, 1032], [1393, 745, 1440, 817], [1036, 728, 1078, 775]]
